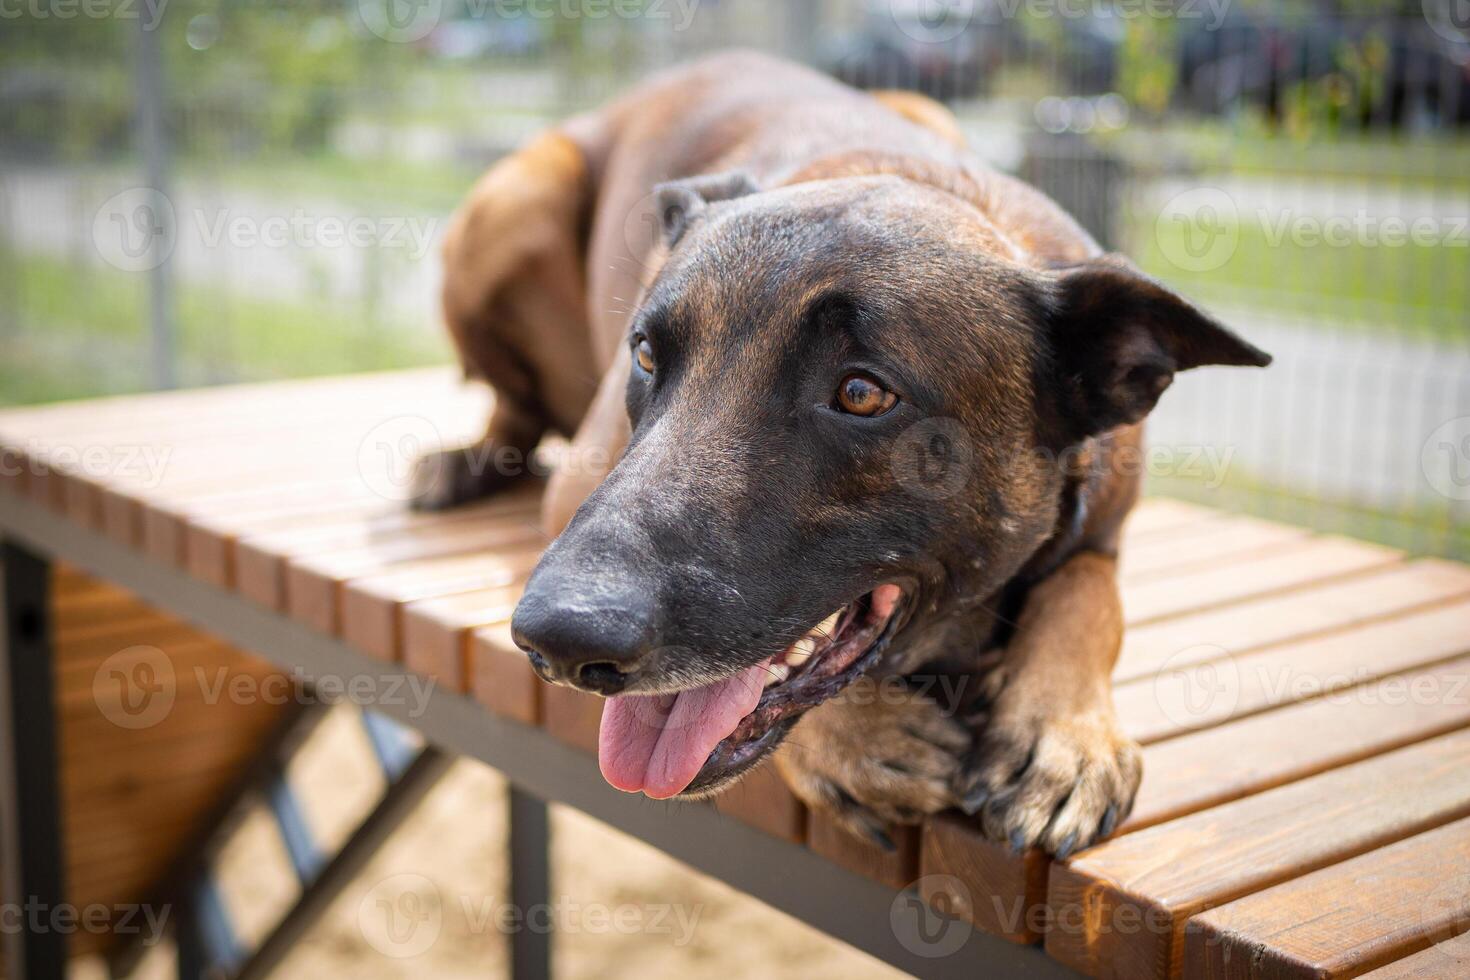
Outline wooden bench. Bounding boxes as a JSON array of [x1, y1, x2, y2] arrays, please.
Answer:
[[2, 369, 1468, 979]]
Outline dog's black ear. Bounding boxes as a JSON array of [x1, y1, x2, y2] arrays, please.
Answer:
[[653, 171, 758, 247], [1046, 255, 1270, 440]]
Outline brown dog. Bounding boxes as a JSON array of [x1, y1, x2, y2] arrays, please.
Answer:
[[412, 51, 1270, 858]]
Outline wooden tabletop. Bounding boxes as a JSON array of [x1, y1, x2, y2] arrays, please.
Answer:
[[2, 369, 1467, 979]]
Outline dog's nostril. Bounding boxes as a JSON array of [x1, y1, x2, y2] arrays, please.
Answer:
[[523, 647, 553, 681], [576, 661, 631, 695]]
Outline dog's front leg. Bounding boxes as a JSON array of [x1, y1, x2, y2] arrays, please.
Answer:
[[955, 551, 1142, 858], [774, 677, 970, 850]]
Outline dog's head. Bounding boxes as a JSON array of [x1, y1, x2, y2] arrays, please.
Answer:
[[512, 173, 1269, 798]]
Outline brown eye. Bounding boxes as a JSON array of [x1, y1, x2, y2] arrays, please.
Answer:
[[835, 373, 897, 417], [633, 335, 655, 373]]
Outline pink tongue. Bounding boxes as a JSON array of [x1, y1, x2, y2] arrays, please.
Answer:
[[598, 659, 771, 799]]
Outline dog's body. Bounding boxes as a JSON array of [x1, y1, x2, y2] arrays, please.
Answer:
[[416, 51, 1269, 856]]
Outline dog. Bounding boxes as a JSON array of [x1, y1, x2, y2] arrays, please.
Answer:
[[411, 51, 1270, 858]]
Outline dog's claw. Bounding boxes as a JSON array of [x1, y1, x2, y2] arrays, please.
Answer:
[[1008, 828, 1027, 855], [1055, 832, 1078, 861], [959, 786, 989, 816], [867, 825, 897, 853], [1099, 803, 1118, 839]]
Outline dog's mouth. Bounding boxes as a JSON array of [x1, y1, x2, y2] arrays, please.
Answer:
[[598, 583, 906, 800]]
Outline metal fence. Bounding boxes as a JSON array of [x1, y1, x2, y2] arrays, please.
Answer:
[[2, 0, 1467, 559]]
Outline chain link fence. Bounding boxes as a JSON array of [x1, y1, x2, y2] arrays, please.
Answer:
[[2, 0, 1466, 557]]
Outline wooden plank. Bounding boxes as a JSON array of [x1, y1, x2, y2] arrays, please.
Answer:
[[941, 650, 1470, 949], [711, 761, 807, 844], [234, 496, 540, 610], [919, 814, 1049, 944], [67, 386, 486, 550], [541, 685, 603, 753], [148, 475, 370, 568], [1045, 729, 1470, 979], [1128, 652, 1470, 831], [468, 622, 541, 725], [342, 547, 543, 661], [1117, 598, 1470, 743], [1122, 536, 1400, 626], [400, 585, 522, 691], [1120, 499, 1222, 539], [1183, 816, 1470, 979], [180, 489, 400, 584], [808, 813, 920, 891], [1358, 932, 1470, 978], [1116, 560, 1470, 683], [1120, 516, 1308, 583]]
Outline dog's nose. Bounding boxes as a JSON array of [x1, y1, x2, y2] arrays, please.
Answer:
[[511, 584, 659, 695]]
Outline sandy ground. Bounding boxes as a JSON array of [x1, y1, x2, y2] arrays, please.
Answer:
[[100, 706, 908, 980]]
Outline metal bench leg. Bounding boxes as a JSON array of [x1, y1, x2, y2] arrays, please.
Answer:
[[0, 540, 67, 980], [508, 786, 551, 980]]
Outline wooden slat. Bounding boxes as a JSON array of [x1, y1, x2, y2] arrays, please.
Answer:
[[233, 496, 539, 610], [400, 585, 522, 690], [180, 489, 399, 584], [711, 761, 807, 844], [1120, 515, 1308, 583], [1119, 499, 1222, 539], [1358, 932, 1470, 978], [1116, 560, 1470, 683], [808, 814, 920, 891], [1117, 598, 1470, 743], [920, 814, 1049, 944], [341, 548, 542, 661], [1045, 729, 1470, 979], [1183, 816, 1470, 979], [1128, 652, 1470, 831], [469, 623, 541, 725], [1121, 536, 1400, 626], [930, 650, 1470, 949], [541, 685, 603, 753]]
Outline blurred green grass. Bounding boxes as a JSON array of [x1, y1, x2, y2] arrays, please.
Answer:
[[1130, 214, 1467, 343], [0, 246, 450, 406]]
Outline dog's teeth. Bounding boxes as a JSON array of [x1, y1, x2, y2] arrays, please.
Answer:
[[786, 636, 815, 666], [811, 614, 846, 643], [764, 663, 791, 687], [786, 609, 845, 666]]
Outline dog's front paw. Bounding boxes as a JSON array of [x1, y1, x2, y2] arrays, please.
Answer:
[[775, 678, 970, 851], [408, 444, 503, 511], [954, 707, 1141, 859]]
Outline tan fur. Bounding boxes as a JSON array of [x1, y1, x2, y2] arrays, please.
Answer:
[[424, 53, 1151, 853], [870, 89, 968, 147]]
